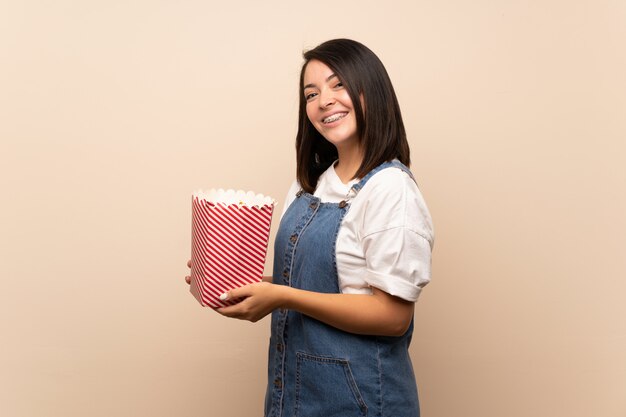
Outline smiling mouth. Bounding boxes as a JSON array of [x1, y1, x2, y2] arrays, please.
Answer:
[[323, 112, 348, 124]]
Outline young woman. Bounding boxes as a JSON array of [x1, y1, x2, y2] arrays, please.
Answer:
[[186, 38, 434, 417]]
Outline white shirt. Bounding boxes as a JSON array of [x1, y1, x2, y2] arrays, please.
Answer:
[[281, 162, 434, 302]]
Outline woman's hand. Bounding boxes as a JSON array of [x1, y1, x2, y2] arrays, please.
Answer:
[[217, 282, 285, 322]]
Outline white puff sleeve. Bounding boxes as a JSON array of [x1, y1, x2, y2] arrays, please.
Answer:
[[358, 168, 434, 302]]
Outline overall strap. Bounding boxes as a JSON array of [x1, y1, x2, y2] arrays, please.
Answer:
[[350, 160, 414, 195]]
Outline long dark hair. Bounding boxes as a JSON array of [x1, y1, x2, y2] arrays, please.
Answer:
[[296, 38, 410, 193]]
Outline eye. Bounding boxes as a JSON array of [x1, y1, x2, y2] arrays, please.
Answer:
[[305, 92, 317, 101], [335, 82, 344, 88]]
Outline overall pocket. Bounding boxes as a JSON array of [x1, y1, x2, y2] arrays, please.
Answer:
[[295, 351, 367, 417]]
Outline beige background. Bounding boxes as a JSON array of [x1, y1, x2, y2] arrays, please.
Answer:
[[1, 1, 625, 416]]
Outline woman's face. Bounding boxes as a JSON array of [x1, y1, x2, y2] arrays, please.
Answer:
[[303, 60, 358, 151]]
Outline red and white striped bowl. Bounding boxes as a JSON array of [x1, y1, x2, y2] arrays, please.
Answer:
[[190, 190, 274, 308]]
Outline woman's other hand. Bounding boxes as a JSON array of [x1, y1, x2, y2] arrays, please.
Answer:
[[184, 259, 191, 284]]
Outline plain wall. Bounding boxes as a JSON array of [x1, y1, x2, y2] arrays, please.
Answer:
[[1, 1, 625, 416]]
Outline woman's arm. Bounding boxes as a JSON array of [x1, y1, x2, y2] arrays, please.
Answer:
[[217, 281, 414, 337]]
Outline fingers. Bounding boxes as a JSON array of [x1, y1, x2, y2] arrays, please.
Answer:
[[223, 285, 251, 301], [216, 286, 253, 318], [216, 305, 236, 317], [217, 301, 259, 322], [184, 259, 192, 285], [216, 301, 245, 319]]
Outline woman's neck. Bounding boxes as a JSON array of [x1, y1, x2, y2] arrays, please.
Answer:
[[334, 144, 364, 184]]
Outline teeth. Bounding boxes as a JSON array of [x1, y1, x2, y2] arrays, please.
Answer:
[[323, 113, 347, 124]]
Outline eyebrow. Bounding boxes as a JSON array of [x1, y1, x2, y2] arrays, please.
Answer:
[[303, 73, 338, 90]]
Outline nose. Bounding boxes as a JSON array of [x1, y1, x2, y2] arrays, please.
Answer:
[[318, 88, 336, 108]]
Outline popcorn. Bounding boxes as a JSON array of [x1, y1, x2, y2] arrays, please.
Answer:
[[190, 189, 275, 308]]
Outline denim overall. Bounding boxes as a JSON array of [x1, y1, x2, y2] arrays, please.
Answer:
[[265, 160, 420, 417]]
